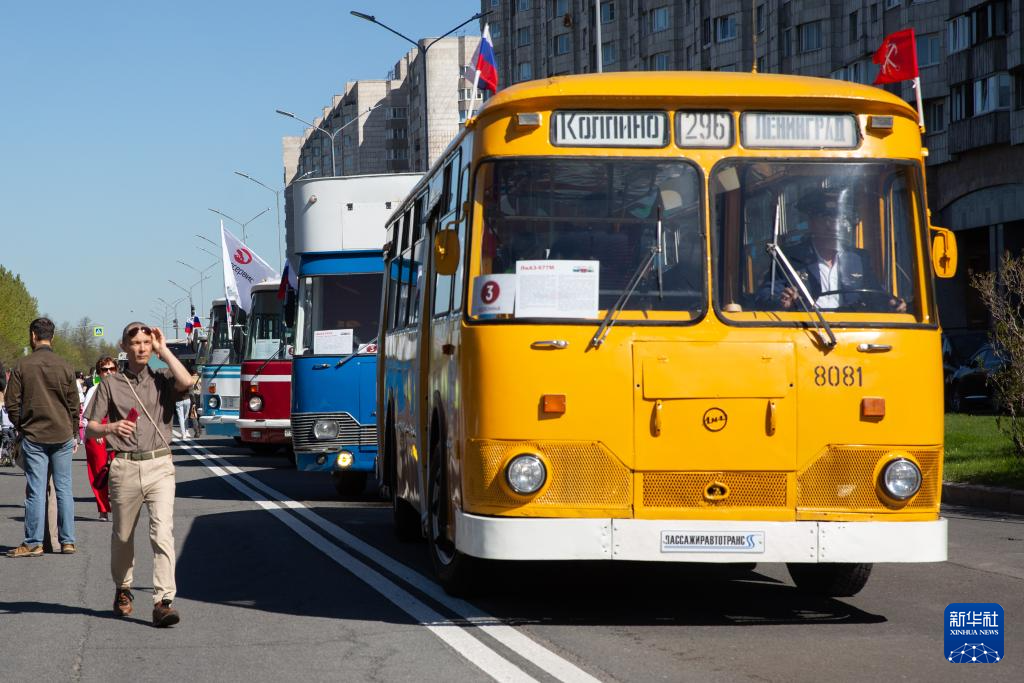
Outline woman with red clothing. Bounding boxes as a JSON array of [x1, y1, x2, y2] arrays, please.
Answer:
[[81, 357, 116, 521]]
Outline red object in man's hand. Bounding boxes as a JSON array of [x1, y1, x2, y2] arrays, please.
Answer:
[[126, 408, 139, 423]]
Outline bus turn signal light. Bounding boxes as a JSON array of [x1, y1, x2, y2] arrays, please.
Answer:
[[542, 394, 566, 414], [861, 397, 885, 419]]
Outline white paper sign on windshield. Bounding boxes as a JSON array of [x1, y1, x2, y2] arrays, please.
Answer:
[[515, 261, 599, 319], [252, 339, 280, 359], [313, 329, 353, 355], [472, 274, 516, 317]]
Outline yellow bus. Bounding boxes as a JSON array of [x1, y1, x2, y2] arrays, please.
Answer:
[[378, 72, 958, 596]]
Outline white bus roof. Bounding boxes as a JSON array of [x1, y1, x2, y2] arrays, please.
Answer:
[[292, 173, 421, 254]]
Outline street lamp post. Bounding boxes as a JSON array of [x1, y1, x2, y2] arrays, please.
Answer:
[[176, 260, 217, 318], [350, 10, 488, 171], [168, 279, 196, 314], [208, 207, 270, 242], [155, 299, 173, 334], [275, 104, 382, 179], [234, 171, 283, 268]]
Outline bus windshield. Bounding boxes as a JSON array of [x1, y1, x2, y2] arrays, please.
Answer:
[[244, 292, 292, 361], [474, 157, 705, 321], [297, 273, 382, 355], [206, 305, 243, 365], [711, 160, 927, 323]]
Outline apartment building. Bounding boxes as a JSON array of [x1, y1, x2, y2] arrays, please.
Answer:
[[484, 0, 1024, 335]]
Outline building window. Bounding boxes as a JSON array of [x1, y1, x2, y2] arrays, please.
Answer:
[[974, 0, 1008, 43], [715, 15, 737, 43], [871, 3, 879, 21], [518, 0, 531, 10], [924, 98, 946, 132], [947, 15, 970, 53], [1016, 71, 1024, 109], [783, 27, 792, 57], [798, 21, 822, 53], [553, 0, 569, 16], [884, 0, 900, 9], [831, 67, 846, 81], [602, 42, 617, 65], [951, 83, 972, 121], [917, 33, 941, 67], [491, 24, 502, 38], [491, 0, 499, 6], [386, 107, 407, 120], [554, 33, 571, 55], [517, 27, 531, 47], [652, 52, 670, 70], [702, 18, 711, 45], [974, 73, 1011, 114], [756, 4, 765, 33], [652, 6, 669, 32], [848, 10, 860, 42], [601, 1, 615, 23], [848, 61, 864, 84], [518, 62, 532, 81], [756, 55, 766, 72]]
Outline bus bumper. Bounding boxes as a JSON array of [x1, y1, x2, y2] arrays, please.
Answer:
[[295, 448, 376, 473], [455, 512, 947, 563], [237, 419, 291, 444], [199, 414, 239, 437]]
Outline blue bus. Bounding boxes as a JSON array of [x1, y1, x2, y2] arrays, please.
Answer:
[[290, 174, 420, 496], [198, 298, 243, 439]]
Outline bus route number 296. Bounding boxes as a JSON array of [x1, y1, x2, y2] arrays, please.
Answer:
[[814, 365, 863, 387]]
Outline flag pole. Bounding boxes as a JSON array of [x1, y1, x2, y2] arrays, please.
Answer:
[[466, 69, 482, 121], [913, 76, 925, 131]]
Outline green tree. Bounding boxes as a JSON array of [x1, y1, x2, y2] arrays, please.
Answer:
[[0, 265, 39, 366]]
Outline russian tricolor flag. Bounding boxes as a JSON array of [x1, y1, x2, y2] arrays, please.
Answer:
[[191, 315, 202, 330], [277, 261, 298, 301], [470, 24, 498, 93]]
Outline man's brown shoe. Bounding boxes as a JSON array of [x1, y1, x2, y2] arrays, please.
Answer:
[[152, 599, 180, 628], [61, 543, 76, 554], [7, 544, 43, 558], [113, 588, 134, 617]]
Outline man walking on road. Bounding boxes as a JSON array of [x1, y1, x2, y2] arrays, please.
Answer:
[[5, 318, 80, 558], [86, 323, 192, 628]]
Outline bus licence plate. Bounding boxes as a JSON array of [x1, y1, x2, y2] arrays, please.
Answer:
[[661, 531, 765, 553]]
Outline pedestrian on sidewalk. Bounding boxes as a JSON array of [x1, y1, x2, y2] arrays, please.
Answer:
[[82, 357, 117, 521], [85, 323, 192, 628], [4, 317, 80, 558]]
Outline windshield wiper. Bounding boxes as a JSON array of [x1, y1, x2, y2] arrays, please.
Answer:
[[251, 341, 287, 379], [335, 336, 378, 369], [590, 245, 660, 350], [764, 242, 837, 349]]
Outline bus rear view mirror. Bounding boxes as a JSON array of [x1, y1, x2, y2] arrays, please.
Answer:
[[930, 226, 957, 279], [434, 228, 460, 276]]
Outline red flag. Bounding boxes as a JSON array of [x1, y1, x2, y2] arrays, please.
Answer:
[[873, 28, 919, 85]]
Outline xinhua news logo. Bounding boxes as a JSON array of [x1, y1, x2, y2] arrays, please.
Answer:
[[945, 603, 1003, 663]]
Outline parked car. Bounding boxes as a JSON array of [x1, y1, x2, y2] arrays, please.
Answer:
[[947, 344, 1006, 413]]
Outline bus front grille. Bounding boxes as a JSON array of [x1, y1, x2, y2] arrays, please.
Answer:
[[291, 412, 377, 452], [797, 446, 942, 512], [641, 472, 789, 508], [464, 440, 631, 513]]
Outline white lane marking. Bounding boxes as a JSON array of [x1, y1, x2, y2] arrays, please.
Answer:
[[178, 443, 538, 683], [179, 441, 603, 683]]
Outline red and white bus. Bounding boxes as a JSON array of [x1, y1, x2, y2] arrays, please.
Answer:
[[238, 281, 293, 454]]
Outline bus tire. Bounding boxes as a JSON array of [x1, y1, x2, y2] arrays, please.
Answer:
[[332, 471, 368, 498], [388, 417, 420, 542], [786, 562, 873, 597], [428, 440, 478, 596]]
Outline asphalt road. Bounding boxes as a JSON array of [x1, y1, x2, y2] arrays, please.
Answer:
[[1, 436, 1021, 682]]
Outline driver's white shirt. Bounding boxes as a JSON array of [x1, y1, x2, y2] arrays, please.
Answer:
[[813, 246, 841, 309]]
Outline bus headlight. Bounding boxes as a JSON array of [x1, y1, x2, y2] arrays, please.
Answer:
[[880, 458, 921, 500], [313, 420, 339, 440], [248, 396, 264, 412], [506, 454, 546, 494], [207, 395, 220, 409]]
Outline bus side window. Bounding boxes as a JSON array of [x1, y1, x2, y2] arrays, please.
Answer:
[[395, 209, 412, 329], [434, 155, 459, 317], [384, 220, 400, 332], [451, 162, 471, 312], [407, 196, 425, 326]]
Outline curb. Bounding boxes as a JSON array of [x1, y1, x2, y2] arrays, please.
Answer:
[[942, 481, 1024, 515]]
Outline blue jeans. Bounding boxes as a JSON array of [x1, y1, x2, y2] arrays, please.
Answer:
[[22, 438, 76, 546]]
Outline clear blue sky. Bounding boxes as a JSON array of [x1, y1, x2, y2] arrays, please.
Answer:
[[0, 0, 479, 341]]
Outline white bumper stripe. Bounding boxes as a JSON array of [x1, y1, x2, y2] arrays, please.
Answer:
[[455, 512, 947, 563], [200, 415, 239, 425], [237, 419, 291, 429], [241, 374, 292, 382]]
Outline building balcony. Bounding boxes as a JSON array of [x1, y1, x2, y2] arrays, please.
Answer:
[[948, 111, 1010, 154]]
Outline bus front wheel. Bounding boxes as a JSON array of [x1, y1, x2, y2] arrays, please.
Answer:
[[786, 562, 873, 597], [428, 441, 478, 596]]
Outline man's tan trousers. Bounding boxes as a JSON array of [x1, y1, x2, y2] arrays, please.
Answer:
[[108, 455, 176, 604]]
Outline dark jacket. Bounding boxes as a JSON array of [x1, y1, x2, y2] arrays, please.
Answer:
[[756, 240, 879, 309], [4, 346, 79, 444]]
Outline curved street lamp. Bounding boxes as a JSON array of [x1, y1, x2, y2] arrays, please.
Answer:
[[208, 207, 270, 242]]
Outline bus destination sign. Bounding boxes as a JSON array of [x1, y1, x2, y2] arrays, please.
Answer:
[[551, 111, 669, 148], [741, 112, 859, 149]]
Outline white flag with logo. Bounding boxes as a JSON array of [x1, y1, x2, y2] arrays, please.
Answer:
[[220, 222, 279, 317]]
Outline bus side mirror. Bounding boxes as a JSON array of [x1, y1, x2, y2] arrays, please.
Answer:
[[434, 224, 460, 276], [930, 226, 957, 279], [232, 326, 245, 356]]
